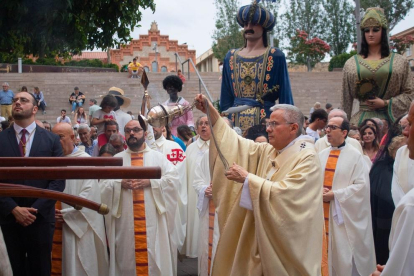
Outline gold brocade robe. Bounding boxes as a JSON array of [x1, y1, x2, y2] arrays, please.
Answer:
[[209, 118, 324, 276]]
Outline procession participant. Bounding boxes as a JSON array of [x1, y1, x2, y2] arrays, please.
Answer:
[[183, 116, 210, 258], [194, 94, 323, 275], [319, 117, 376, 276], [371, 101, 414, 275], [391, 114, 413, 205], [100, 119, 179, 276], [51, 123, 108, 276], [152, 124, 187, 257], [315, 109, 363, 154], [220, 1, 293, 131], [108, 87, 132, 136], [341, 7, 413, 126]]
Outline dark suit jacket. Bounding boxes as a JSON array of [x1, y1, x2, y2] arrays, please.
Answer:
[[0, 125, 65, 224]]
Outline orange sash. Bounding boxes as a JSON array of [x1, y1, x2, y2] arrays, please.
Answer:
[[208, 199, 215, 275], [51, 201, 63, 276], [131, 152, 149, 276], [322, 149, 341, 276]]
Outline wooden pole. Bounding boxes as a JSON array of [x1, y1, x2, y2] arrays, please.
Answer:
[[0, 183, 109, 214], [0, 167, 161, 180], [0, 157, 123, 167]]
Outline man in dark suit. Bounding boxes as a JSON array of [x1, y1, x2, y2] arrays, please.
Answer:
[[0, 91, 65, 276]]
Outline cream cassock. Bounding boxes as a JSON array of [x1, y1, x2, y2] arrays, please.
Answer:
[[391, 145, 414, 205], [319, 144, 376, 276], [100, 146, 179, 276], [61, 149, 109, 276]]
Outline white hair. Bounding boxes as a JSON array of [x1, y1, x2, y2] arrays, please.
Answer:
[[270, 104, 304, 137], [328, 108, 347, 120], [109, 133, 124, 142], [2, 82, 9, 86], [78, 123, 90, 132]]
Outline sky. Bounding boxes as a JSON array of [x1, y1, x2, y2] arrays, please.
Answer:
[[129, 0, 414, 59]]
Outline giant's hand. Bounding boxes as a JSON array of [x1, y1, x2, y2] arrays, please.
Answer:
[[11, 206, 37, 227], [225, 162, 249, 183], [370, 264, 385, 276]]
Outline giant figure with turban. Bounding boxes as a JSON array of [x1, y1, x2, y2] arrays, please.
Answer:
[[220, 0, 294, 131]]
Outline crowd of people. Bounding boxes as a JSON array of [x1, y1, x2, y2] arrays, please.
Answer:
[[0, 3, 414, 276]]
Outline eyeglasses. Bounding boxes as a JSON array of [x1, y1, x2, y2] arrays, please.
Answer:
[[197, 122, 209, 126], [125, 127, 144, 133], [363, 27, 380, 33], [265, 121, 294, 129], [324, 125, 342, 131]]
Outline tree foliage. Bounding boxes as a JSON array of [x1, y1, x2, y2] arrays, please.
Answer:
[[211, 0, 244, 61], [360, 0, 414, 30], [287, 30, 330, 71], [323, 0, 355, 56], [259, 1, 283, 48], [282, 0, 326, 42], [328, 50, 357, 71], [390, 34, 414, 54], [0, 0, 156, 58]]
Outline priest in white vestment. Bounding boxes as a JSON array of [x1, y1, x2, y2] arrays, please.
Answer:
[[183, 116, 211, 258], [152, 125, 187, 257], [319, 117, 375, 276], [194, 95, 324, 276], [371, 102, 414, 276], [0, 227, 12, 276], [314, 109, 363, 154], [391, 146, 413, 205], [100, 119, 179, 276], [193, 150, 220, 276], [52, 123, 109, 276]]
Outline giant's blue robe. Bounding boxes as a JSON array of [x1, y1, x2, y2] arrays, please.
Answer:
[[220, 47, 294, 130]]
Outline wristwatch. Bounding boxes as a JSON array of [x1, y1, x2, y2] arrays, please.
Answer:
[[383, 99, 389, 107]]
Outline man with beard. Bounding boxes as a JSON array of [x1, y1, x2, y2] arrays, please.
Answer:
[[100, 118, 179, 276], [220, 2, 293, 131], [0, 91, 64, 276], [183, 116, 211, 258]]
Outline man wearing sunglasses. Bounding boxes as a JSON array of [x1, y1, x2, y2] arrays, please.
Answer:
[[319, 116, 375, 276]]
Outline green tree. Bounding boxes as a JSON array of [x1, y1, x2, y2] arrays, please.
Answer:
[[360, 0, 414, 30], [0, 0, 155, 58], [287, 30, 330, 71], [323, 0, 355, 55], [282, 0, 326, 42], [211, 0, 244, 61], [260, 1, 283, 48]]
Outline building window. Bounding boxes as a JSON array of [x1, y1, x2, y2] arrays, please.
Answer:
[[161, 66, 168, 72], [144, 66, 150, 72], [406, 47, 412, 57]]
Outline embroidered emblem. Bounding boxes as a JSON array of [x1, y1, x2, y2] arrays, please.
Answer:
[[265, 74, 270, 81], [167, 149, 186, 165], [300, 143, 306, 150], [267, 56, 274, 71], [271, 48, 276, 54], [260, 109, 266, 118]]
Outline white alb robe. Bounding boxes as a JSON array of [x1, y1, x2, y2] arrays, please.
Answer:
[[183, 137, 210, 258], [319, 144, 376, 276], [193, 150, 220, 276], [381, 187, 414, 275], [154, 135, 187, 254], [0, 227, 12, 276], [100, 146, 179, 276], [61, 149, 109, 276], [391, 145, 414, 206]]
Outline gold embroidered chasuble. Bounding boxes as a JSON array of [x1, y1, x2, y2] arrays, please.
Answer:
[[209, 118, 324, 276]]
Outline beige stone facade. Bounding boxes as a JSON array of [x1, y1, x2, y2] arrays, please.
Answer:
[[392, 26, 414, 67]]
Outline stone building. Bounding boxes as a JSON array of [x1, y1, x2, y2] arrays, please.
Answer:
[[72, 21, 196, 72], [392, 26, 414, 68]]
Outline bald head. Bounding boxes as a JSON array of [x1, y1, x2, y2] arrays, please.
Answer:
[[53, 123, 75, 156]]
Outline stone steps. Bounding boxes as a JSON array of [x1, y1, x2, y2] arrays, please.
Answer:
[[1, 71, 346, 123]]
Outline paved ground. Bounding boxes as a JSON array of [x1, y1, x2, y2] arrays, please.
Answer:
[[177, 257, 198, 276]]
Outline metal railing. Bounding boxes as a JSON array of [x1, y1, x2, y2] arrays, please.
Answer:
[[174, 53, 213, 102]]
